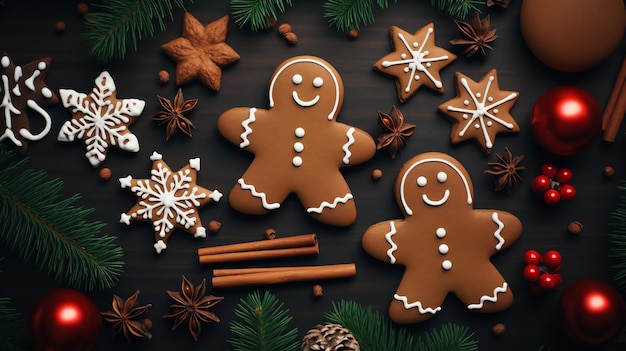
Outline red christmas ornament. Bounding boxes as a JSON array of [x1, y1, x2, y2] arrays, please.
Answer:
[[28, 288, 102, 351], [530, 86, 602, 156], [559, 278, 626, 345]]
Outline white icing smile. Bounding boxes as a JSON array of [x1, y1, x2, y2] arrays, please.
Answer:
[[292, 91, 319, 107], [422, 190, 450, 206]]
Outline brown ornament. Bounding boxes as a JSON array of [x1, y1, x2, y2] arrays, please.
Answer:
[[450, 12, 497, 57], [152, 88, 198, 140], [484, 147, 525, 191], [376, 105, 415, 159], [301, 323, 359, 351], [101, 290, 152, 342]]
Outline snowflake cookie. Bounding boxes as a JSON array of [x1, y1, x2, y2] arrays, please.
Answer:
[[120, 151, 223, 253], [0, 54, 58, 153], [57, 71, 145, 167]]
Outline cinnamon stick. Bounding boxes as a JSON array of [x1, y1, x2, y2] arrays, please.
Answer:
[[603, 79, 626, 142], [197, 233, 317, 256], [211, 264, 356, 289], [199, 245, 319, 264], [602, 56, 626, 131], [213, 265, 337, 277]]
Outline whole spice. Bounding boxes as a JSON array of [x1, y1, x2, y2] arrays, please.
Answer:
[[158, 70, 170, 84], [101, 290, 153, 342], [604, 166, 615, 178], [372, 169, 383, 180], [264, 228, 277, 239], [348, 29, 359, 40], [313, 284, 323, 298], [484, 147, 525, 192], [376, 105, 415, 159], [99, 167, 112, 181], [54, 21, 66, 33], [208, 220, 221, 233], [163, 276, 223, 342], [567, 221, 583, 234], [152, 88, 198, 140], [450, 12, 498, 57], [76, 2, 88, 16], [492, 323, 506, 336]]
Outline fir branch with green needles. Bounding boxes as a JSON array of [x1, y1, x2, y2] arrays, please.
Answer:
[[323, 0, 390, 33], [231, 0, 292, 31], [82, 0, 191, 62], [228, 290, 299, 351], [0, 145, 124, 291], [0, 297, 25, 351], [430, 0, 483, 19], [325, 300, 478, 351], [609, 181, 626, 293]]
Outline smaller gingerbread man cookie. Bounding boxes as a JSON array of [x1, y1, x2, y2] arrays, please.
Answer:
[[362, 152, 522, 324], [374, 23, 456, 103], [218, 56, 376, 226], [120, 151, 223, 253]]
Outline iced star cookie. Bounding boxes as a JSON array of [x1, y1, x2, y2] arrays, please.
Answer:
[[438, 69, 519, 154], [0, 54, 58, 153], [119, 151, 223, 254], [218, 56, 376, 226], [57, 71, 145, 167], [362, 152, 522, 324], [374, 23, 456, 103]]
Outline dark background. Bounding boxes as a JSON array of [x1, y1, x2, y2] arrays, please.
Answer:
[[1, 0, 626, 350]]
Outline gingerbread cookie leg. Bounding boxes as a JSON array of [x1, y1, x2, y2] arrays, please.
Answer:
[[389, 266, 448, 324], [229, 165, 291, 215], [296, 171, 356, 226], [454, 265, 513, 313]]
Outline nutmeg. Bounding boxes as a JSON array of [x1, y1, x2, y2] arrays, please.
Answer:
[[492, 323, 505, 336], [266, 17, 277, 29], [372, 169, 383, 180], [567, 221, 583, 234], [278, 23, 292, 35], [54, 21, 66, 34], [158, 70, 170, 85], [603, 166, 615, 178], [99, 167, 112, 181], [208, 220, 221, 233], [284, 31, 298, 45], [76, 2, 88, 16], [348, 28, 359, 40]]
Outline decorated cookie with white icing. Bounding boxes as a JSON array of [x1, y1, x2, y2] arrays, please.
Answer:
[[119, 151, 223, 254], [362, 152, 522, 324], [217, 55, 376, 226], [0, 54, 58, 153]]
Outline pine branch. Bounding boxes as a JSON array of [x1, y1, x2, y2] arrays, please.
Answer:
[[0, 145, 124, 291], [82, 0, 190, 62], [325, 300, 478, 351], [323, 0, 388, 32], [430, 0, 482, 19], [228, 290, 299, 351], [609, 182, 626, 293], [0, 297, 25, 351], [231, 0, 292, 31]]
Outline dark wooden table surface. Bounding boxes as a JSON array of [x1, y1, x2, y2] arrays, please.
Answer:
[[1, 1, 626, 350]]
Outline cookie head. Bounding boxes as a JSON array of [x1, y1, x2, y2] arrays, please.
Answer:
[[269, 56, 343, 121], [397, 152, 474, 216]]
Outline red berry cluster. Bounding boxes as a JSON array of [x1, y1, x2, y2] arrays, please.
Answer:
[[531, 163, 576, 205], [523, 249, 562, 292]]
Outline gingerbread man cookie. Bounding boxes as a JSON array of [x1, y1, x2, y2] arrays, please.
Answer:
[[362, 152, 522, 323], [218, 56, 376, 226]]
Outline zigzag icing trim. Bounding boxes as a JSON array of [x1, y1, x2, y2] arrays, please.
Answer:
[[342, 127, 355, 165], [385, 221, 398, 264], [492, 212, 505, 250], [238, 178, 280, 210], [467, 282, 508, 310], [307, 193, 353, 214], [394, 294, 442, 315], [239, 107, 256, 148]]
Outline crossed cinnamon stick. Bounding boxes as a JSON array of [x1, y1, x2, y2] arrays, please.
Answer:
[[603, 56, 626, 142]]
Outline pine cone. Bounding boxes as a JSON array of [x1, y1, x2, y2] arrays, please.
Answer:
[[301, 323, 360, 351]]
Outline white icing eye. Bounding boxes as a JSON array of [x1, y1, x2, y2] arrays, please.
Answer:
[[437, 172, 447, 183], [312, 77, 323, 88], [292, 74, 303, 85], [417, 176, 427, 187]]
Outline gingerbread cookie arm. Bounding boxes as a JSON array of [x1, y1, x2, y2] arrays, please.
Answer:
[[336, 123, 376, 166], [362, 220, 401, 263], [217, 107, 266, 150], [389, 265, 447, 324], [454, 264, 513, 313], [475, 209, 522, 254]]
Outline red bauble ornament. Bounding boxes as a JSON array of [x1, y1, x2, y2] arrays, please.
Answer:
[[559, 278, 626, 345], [28, 288, 102, 351], [530, 86, 602, 156]]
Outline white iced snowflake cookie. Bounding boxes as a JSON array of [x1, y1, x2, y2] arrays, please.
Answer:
[[120, 151, 223, 254], [57, 71, 145, 167]]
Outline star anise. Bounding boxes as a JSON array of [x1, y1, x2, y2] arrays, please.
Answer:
[[377, 105, 415, 159], [152, 88, 198, 140], [487, 0, 510, 8], [163, 275, 223, 341], [484, 147, 526, 192], [450, 12, 498, 57], [101, 290, 153, 343]]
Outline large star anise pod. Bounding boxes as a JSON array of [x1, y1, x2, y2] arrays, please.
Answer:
[[101, 290, 153, 343], [484, 147, 526, 192], [163, 275, 223, 341], [152, 88, 198, 140], [450, 12, 498, 57], [377, 105, 415, 159]]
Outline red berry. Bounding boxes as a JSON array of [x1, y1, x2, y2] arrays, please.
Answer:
[[559, 184, 576, 201], [524, 250, 542, 266], [544, 189, 561, 205], [556, 168, 573, 184], [538, 273, 557, 290], [523, 264, 541, 281], [543, 250, 562, 269], [531, 175, 551, 193], [541, 163, 558, 178]]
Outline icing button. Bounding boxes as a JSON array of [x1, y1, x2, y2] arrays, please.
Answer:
[[438, 244, 449, 255], [295, 127, 305, 138], [292, 156, 303, 167], [442, 260, 452, 270], [294, 142, 304, 152], [436, 227, 446, 238]]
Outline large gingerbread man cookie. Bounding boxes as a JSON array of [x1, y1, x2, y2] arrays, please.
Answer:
[[362, 152, 522, 323], [218, 56, 376, 226]]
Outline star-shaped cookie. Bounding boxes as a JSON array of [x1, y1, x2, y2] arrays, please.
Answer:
[[120, 151, 223, 254], [438, 69, 519, 154], [374, 23, 456, 103], [57, 71, 145, 167], [161, 13, 240, 91], [0, 54, 58, 153]]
